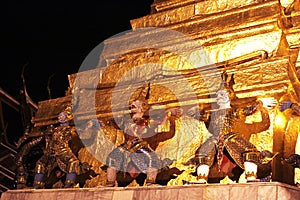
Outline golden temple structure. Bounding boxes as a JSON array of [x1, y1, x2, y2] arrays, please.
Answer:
[[15, 0, 300, 192]]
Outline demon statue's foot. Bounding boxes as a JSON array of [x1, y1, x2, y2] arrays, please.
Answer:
[[64, 172, 76, 188], [105, 180, 116, 187], [33, 173, 44, 189], [105, 166, 117, 187]]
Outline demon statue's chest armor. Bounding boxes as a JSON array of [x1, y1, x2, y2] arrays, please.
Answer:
[[52, 125, 73, 154], [209, 108, 238, 137]]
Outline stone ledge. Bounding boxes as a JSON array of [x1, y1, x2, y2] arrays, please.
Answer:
[[2, 182, 300, 200]]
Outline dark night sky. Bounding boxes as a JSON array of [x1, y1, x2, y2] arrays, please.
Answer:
[[0, 0, 153, 103]]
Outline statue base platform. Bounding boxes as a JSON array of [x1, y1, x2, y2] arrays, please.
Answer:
[[1, 182, 300, 200]]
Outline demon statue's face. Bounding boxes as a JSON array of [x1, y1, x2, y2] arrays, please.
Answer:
[[130, 99, 149, 122], [216, 71, 237, 107], [216, 89, 230, 107], [58, 111, 68, 124]]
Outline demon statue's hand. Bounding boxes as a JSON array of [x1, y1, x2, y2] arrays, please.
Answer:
[[187, 106, 208, 121], [167, 107, 183, 119], [86, 119, 102, 129], [77, 119, 102, 140], [261, 97, 278, 109], [279, 101, 293, 112]]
